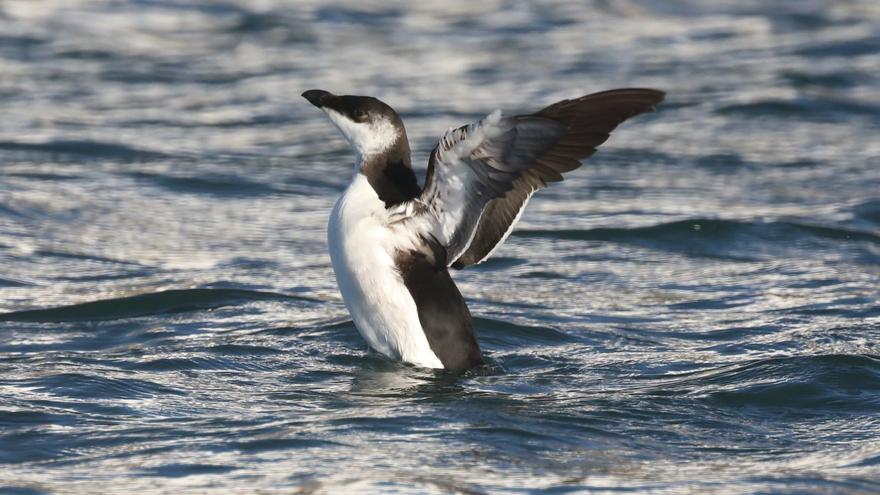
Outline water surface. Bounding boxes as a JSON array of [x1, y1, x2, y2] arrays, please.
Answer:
[[1, 1, 879, 493]]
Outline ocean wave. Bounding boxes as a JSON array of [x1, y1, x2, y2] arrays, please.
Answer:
[[0, 276, 31, 288], [474, 317, 578, 348], [715, 97, 880, 123], [0, 288, 316, 322], [853, 199, 880, 228], [23, 372, 185, 400], [515, 218, 880, 261], [0, 140, 167, 161], [126, 171, 283, 198], [793, 37, 880, 58], [648, 354, 880, 413]]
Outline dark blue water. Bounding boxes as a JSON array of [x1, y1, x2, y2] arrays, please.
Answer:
[[1, 1, 879, 493]]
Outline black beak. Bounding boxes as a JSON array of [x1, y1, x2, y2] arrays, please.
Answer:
[[302, 89, 334, 108]]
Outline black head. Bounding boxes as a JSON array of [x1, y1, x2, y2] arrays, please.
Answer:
[[302, 89, 407, 156], [302, 89, 418, 204], [302, 89, 402, 125]]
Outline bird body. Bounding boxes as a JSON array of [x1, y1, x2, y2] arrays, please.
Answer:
[[303, 88, 664, 370], [327, 173, 445, 369]]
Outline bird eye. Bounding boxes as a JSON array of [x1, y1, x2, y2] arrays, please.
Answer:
[[354, 110, 368, 122]]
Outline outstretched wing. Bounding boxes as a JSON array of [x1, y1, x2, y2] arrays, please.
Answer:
[[402, 88, 665, 268]]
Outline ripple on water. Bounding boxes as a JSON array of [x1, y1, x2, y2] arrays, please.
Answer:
[[1, 0, 880, 493], [0, 288, 317, 322], [515, 218, 880, 263]]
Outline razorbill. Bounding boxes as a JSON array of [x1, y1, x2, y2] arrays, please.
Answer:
[[302, 88, 664, 370]]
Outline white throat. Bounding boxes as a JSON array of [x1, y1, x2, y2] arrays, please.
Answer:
[[323, 109, 400, 161]]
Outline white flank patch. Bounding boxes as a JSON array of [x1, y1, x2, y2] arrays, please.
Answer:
[[327, 174, 444, 369]]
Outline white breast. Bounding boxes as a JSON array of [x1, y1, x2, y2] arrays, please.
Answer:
[[327, 174, 444, 369]]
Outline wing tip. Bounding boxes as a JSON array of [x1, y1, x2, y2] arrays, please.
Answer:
[[535, 87, 666, 120], [594, 87, 666, 109]]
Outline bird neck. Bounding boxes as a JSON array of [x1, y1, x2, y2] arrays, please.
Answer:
[[357, 137, 421, 208]]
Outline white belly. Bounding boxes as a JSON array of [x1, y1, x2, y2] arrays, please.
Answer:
[[327, 174, 443, 369]]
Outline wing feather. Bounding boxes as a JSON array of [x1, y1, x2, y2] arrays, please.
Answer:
[[402, 88, 665, 268]]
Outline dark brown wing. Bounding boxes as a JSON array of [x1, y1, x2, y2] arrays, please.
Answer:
[[450, 88, 665, 268]]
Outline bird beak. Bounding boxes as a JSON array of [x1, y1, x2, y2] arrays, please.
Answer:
[[302, 89, 334, 109]]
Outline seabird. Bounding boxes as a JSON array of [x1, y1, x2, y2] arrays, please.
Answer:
[[302, 88, 664, 370]]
